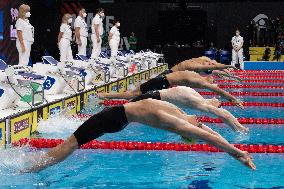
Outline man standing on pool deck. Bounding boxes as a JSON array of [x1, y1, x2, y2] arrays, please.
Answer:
[[99, 70, 244, 109], [129, 86, 248, 133], [26, 99, 256, 172]]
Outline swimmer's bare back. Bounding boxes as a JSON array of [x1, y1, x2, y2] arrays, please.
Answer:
[[26, 99, 255, 172]]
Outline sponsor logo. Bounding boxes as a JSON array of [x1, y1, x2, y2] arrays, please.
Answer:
[[252, 14, 268, 29], [50, 106, 61, 115], [66, 100, 76, 110], [14, 118, 29, 134]]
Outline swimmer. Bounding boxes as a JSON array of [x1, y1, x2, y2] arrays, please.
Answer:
[[99, 70, 244, 109], [130, 86, 248, 133], [160, 56, 242, 82], [25, 99, 256, 172]]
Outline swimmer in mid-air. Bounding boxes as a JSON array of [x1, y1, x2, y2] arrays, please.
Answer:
[[161, 56, 242, 82], [26, 99, 256, 172], [99, 70, 244, 108], [129, 86, 248, 133]]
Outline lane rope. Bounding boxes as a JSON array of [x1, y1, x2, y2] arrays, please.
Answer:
[[74, 113, 284, 125], [216, 79, 284, 83], [198, 91, 284, 96], [99, 99, 284, 107], [13, 138, 284, 153], [217, 85, 284, 89]]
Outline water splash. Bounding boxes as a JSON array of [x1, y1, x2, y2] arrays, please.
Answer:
[[0, 145, 46, 174]]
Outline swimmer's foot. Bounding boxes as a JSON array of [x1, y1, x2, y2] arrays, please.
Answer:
[[231, 151, 256, 170]]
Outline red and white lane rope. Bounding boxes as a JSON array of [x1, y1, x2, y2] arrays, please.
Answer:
[[13, 138, 284, 153]]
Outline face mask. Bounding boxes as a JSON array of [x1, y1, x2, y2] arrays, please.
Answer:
[[236, 33, 240, 36], [100, 12, 105, 17], [83, 13, 87, 18], [68, 18, 72, 23], [25, 12, 31, 18], [117, 22, 120, 27]]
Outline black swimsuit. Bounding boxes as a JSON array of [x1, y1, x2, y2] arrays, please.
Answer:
[[73, 106, 128, 146], [139, 75, 171, 94], [131, 90, 161, 102]]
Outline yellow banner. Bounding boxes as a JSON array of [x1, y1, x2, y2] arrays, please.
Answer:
[[10, 113, 33, 142], [49, 101, 63, 117], [118, 79, 127, 93], [108, 82, 118, 93], [31, 111, 38, 133], [133, 74, 140, 86], [144, 71, 150, 80], [84, 89, 96, 106], [64, 96, 77, 116], [76, 95, 81, 113], [150, 67, 158, 77], [96, 86, 106, 94], [127, 76, 134, 88], [0, 122, 5, 146]]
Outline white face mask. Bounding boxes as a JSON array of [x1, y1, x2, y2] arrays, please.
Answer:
[[236, 32, 240, 36], [83, 13, 87, 18], [68, 18, 72, 24], [116, 22, 120, 27], [100, 12, 105, 17], [25, 12, 31, 18]]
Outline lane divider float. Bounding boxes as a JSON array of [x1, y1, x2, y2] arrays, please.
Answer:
[[13, 138, 284, 153]]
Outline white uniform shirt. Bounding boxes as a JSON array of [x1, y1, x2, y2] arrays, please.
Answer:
[[231, 35, 243, 49], [15, 18, 34, 43], [74, 16, 88, 37], [110, 26, 120, 41], [60, 23, 72, 40], [92, 14, 103, 35]]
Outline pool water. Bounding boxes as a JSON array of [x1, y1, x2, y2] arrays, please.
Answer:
[[0, 84, 283, 188]]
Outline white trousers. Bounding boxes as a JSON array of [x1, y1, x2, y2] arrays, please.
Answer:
[[91, 34, 102, 59], [16, 40, 32, 66], [78, 36, 87, 56], [109, 39, 119, 58], [59, 38, 73, 62], [232, 48, 244, 69]]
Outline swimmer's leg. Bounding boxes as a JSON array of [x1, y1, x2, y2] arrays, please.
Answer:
[[150, 111, 256, 170]]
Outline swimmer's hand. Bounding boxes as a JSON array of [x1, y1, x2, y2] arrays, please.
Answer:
[[232, 99, 244, 109], [231, 151, 256, 170]]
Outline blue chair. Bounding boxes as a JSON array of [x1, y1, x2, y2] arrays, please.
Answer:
[[205, 50, 216, 60], [220, 50, 230, 64]]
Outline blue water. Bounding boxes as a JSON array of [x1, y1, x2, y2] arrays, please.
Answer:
[[0, 83, 283, 188]]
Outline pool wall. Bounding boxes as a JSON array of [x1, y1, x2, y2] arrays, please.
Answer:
[[0, 64, 168, 146]]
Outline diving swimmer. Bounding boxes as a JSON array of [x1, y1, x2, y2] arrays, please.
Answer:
[[25, 99, 256, 172], [99, 70, 244, 108]]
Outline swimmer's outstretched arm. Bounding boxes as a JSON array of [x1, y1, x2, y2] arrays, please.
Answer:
[[199, 83, 244, 109], [196, 104, 248, 133], [98, 88, 141, 99], [158, 112, 255, 170], [212, 70, 243, 82], [23, 135, 78, 173], [192, 65, 237, 72]]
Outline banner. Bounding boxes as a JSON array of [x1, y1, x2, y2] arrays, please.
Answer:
[[0, 122, 5, 146], [149, 67, 158, 77], [126, 76, 134, 89], [84, 89, 96, 105], [64, 97, 77, 116], [30, 111, 38, 133], [133, 74, 140, 86], [10, 113, 32, 142], [118, 79, 127, 93], [108, 82, 118, 93], [96, 86, 106, 94], [49, 101, 63, 117]]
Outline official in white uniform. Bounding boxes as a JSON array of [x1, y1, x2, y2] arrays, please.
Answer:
[[91, 8, 104, 59], [231, 29, 244, 69], [58, 14, 73, 63], [74, 8, 88, 56], [16, 4, 34, 66], [109, 19, 120, 58]]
